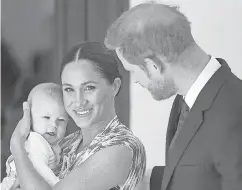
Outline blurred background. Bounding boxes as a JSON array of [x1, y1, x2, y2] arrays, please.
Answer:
[[1, 0, 242, 183]]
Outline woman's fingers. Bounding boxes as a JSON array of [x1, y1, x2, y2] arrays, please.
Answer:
[[22, 101, 30, 123], [17, 102, 31, 141], [10, 101, 31, 151]]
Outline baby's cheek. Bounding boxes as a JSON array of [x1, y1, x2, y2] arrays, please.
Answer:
[[32, 119, 47, 134], [58, 124, 67, 136], [62, 126, 67, 136]]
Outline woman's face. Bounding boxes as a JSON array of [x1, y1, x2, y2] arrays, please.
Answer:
[[61, 60, 118, 129]]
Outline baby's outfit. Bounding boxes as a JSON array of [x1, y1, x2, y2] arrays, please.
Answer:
[[1, 132, 61, 189]]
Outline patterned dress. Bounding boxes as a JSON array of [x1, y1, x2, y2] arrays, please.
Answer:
[[57, 116, 146, 190]]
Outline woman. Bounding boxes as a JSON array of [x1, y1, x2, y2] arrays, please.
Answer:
[[10, 42, 146, 190]]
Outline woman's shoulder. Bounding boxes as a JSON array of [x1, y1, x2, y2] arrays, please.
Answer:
[[101, 120, 146, 189], [94, 119, 146, 169], [106, 121, 145, 151]]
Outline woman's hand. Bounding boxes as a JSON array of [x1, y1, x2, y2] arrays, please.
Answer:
[[9, 178, 21, 190], [10, 101, 31, 154]]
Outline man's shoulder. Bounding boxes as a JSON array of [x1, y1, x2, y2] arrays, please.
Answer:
[[216, 72, 242, 107]]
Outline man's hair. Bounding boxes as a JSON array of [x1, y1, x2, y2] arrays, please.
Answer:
[[27, 83, 64, 107], [105, 2, 195, 63]]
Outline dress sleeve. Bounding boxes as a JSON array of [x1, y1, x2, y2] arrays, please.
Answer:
[[118, 131, 146, 190], [81, 125, 147, 190]]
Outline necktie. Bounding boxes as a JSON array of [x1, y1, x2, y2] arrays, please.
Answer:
[[169, 98, 190, 150]]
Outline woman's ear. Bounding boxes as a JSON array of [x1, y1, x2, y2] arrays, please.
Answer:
[[112, 78, 122, 97]]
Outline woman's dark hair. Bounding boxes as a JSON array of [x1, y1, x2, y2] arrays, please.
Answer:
[[60, 41, 122, 84]]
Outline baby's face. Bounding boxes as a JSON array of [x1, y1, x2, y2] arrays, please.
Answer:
[[31, 94, 69, 146]]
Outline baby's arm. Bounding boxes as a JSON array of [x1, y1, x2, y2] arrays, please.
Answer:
[[26, 133, 60, 186]]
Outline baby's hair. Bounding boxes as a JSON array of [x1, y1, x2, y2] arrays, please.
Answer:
[[27, 83, 64, 107]]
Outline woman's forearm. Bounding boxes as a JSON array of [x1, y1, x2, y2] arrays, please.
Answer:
[[12, 144, 52, 190]]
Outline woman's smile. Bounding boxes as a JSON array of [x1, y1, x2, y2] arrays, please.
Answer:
[[73, 108, 93, 117]]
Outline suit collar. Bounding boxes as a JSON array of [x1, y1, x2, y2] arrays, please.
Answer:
[[184, 57, 221, 109], [194, 60, 230, 111]]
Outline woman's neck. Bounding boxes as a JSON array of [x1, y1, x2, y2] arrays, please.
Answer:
[[80, 112, 116, 149]]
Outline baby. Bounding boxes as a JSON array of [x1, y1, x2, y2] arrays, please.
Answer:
[[1, 83, 69, 189]]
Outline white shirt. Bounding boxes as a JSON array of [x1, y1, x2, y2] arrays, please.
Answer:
[[184, 57, 221, 109]]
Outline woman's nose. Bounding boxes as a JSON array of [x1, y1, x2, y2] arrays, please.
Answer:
[[75, 91, 87, 106], [74, 99, 87, 107]]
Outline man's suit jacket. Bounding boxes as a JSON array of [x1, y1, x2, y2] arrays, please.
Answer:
[[162, 58, 242, 190]]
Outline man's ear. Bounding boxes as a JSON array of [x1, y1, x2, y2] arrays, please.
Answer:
[[144, 57, 162, 78], [144, 58, 159, 69], [112, 78, 122, 97], [144, 53, 168, 74]]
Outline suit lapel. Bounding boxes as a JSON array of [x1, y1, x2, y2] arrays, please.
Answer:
[[165, 95, 182, 164], [162, 108, 204, 189], [162, 63, 231, 190]]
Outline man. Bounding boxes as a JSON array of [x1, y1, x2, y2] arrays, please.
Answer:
[[105, 2, 242, 190]]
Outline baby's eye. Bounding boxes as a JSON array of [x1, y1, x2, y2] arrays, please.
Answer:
[[43, 116, 50, 119], [63, 87, 74, 92], [58, 118, 66, 122], [84, 85, 96, 91]]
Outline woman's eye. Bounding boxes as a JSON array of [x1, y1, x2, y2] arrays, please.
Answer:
[[84, 85, 96, 91], [64, 87, 74, 92], [43, 116, 50, 119]]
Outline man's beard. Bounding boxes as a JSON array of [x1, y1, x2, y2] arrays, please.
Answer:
[[148, 79, 177, 101]]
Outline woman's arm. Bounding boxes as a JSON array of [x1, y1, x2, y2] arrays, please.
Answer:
[[53, 145, 132, 190], [10, 102, 52, 190], [12, 146, 52, 190], [14, 143, 132, 190]]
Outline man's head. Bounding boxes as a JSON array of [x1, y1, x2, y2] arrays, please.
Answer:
[[28, 83, 69, 146], [105, 2, 196, 100]]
